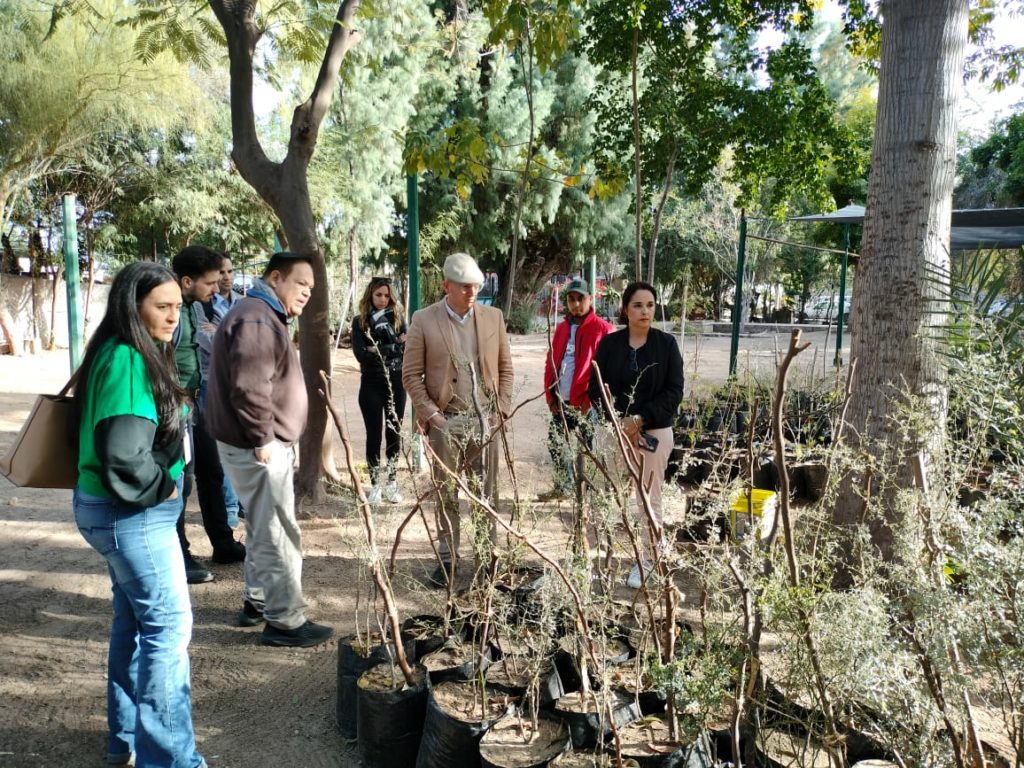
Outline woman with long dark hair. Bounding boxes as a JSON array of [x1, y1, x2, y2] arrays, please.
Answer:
[[589, 280, 684, 589], [73, 261, 206, 767], [352, 276, 408, 504]]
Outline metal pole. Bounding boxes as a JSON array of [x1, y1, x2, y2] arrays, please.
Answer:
[[728, 212, 747, 378], [62, 194, 83, 371], [834, 224, 850, 367], [407, 172, 424, 470], [407, 173, 421, 315]]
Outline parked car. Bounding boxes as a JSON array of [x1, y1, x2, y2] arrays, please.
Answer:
[[806, 294, 852, 323]]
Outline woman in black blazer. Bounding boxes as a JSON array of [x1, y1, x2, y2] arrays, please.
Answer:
[[589, 281, 684, 587]]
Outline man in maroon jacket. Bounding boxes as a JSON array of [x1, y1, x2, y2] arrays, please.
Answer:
[[539, 279, 616, 501], [207, 251, 333, 648]]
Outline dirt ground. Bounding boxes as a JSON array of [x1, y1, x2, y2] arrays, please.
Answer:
[[0, 325, 845, 768]]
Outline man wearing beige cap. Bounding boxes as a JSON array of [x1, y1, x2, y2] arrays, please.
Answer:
[[402, 252, 514, 587]]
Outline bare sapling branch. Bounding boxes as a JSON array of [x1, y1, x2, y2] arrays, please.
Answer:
[[590, 362, 667, 661], [768, 330, 845, 766], [420, 437, 626, 764], [319, 371, 415, 686]]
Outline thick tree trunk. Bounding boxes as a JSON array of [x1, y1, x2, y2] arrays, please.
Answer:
[[833, 0, 968, 557], [276, 179, 332, 503], [210, 0, 361, 501]]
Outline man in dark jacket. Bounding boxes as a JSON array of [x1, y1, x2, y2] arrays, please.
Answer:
[[539, 279, 615, 501], [206, 251, 333, 648], [171, 245, 245, 585]]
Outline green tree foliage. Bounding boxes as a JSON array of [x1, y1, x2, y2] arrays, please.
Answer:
[[105, 0, 373, 497], [811, 15, 876, 207], [310, 0, 446, 270], [103, 118, 277, 262], [584, 0, 859, 281], [956, 111, 1024, 207], [653, 164, 743, 319], [0, 0, 198, 234], [405, 13, 634, 308]]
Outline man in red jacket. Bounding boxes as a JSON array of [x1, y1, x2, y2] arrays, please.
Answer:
[[539, 279, 616, 501]]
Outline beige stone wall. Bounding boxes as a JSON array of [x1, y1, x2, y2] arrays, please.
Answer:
[[0, 275, 110, 354]]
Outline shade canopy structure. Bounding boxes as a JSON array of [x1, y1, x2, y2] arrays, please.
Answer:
[[790, 204, 1024, 251], [728, 205, 1024, 377]]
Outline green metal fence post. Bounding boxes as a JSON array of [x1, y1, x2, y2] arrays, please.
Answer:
[[62, 194, 83, 371], [407, 172, 424, 470], [408, 173, 421, 315]]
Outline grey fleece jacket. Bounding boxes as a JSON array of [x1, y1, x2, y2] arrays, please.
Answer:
[[205, 279, 308, 449]]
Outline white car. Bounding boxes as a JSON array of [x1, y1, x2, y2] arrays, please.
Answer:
[[806, 295, 852, 322]]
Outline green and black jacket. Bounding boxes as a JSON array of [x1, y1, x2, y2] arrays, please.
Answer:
[[77, 339, 187, 508]]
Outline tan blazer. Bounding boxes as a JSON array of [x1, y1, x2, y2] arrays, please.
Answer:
[[402, 300, 514, 429]]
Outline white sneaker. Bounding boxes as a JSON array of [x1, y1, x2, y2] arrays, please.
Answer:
[[626, 561, 652, 589], [383, 481, 403, 504], [365, 485, 382, 504]]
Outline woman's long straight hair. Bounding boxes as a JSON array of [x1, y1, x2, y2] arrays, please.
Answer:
[[73, 261, 185, 445]]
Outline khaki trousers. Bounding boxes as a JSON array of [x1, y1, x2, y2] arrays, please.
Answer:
[[427, 412, 499, 563], [596, 424, 674, 550], [218, 441, 308, 629]]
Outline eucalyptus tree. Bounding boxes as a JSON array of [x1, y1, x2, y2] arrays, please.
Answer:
[[832, 0, 970, 557]]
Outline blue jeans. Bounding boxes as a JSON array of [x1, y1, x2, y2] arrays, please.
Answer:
[[74, 483, 205, 768], [223, 473, 241, 529], [198, 383, 240, 529]]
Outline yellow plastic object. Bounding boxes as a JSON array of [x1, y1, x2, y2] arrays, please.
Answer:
[[729, 489, 777, 543]]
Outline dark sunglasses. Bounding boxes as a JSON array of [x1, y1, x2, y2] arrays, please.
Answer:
[[371, 276, 392, 285]]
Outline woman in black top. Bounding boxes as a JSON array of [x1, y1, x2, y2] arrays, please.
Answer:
[[589, 281, 684, 587], [352, 276, 408, 504]]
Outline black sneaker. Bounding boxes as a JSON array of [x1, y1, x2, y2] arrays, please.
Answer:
[[184, 554, 214, 584], [536, 487, 570, 502], [259, 620, 334, 648], [237, 600, 265, 627], [212, 540, 246, 564], [426, 561, 454, 589]]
